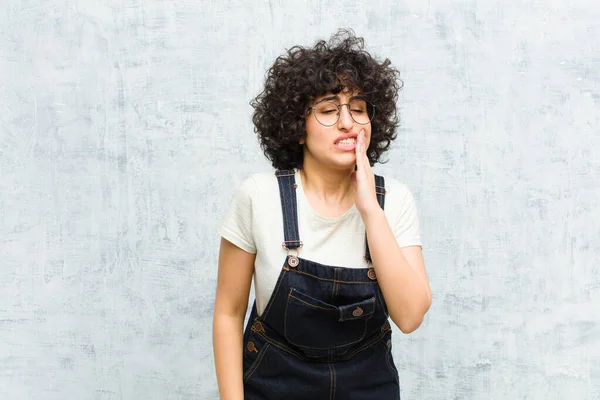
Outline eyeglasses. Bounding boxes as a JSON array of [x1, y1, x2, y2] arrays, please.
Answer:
[[306, 97, 375, 127]]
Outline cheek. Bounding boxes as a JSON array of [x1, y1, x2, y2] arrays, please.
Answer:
[[304, 125, 327, 145]]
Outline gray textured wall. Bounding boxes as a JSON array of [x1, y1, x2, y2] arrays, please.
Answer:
[[1, 1, 598, 399]]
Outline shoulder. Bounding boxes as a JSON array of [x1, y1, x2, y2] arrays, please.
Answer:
[[379, 175, 422, 245], [379, 175, 420, 222], [233, 170, 279, 197], [228, 171, 282, 216], [250, 170, 281, 190], [239, 171, 280, 205], [220, 170, 282, 253], [379, 176, 416, 206]]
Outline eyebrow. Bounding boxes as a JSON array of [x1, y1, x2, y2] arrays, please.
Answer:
[[314, 95, 339, 104], [313, 95, 366, 105]]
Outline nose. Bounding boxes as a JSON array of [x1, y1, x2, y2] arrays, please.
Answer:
[[337, 104, 354, 130]]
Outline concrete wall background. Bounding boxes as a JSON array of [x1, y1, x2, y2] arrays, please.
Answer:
[[1, 1, 598, 399]]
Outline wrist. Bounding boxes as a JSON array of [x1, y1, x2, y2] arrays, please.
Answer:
[[360, 206, 385, 226]]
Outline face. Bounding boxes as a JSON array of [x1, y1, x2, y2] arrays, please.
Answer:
[[301, 90, 372, 171]]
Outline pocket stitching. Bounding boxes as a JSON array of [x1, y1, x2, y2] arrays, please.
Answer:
[[338, 297, 376, 321], [289, 293, 338, 312], [284, 289, 373, 350], [381, 339, 399, 384], [243, 342, 271, 382], [289, 288, 338, 311]]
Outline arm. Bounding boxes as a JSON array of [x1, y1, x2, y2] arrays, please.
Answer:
[[362, 210, 432, 333], [213, 237, 255, 399], [352, 129, 431, 334]]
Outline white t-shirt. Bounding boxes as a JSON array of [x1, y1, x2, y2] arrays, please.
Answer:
[[219, 169, 422, 315]]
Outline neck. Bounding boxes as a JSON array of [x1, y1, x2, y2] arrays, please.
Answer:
[[299, 157, 354, 204]]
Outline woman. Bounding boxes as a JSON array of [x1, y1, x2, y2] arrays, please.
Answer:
[[213, 30, 432, 399]]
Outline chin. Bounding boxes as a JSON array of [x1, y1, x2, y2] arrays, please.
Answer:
[[310, 152, 356, 171], [330, 158, 357, 171]]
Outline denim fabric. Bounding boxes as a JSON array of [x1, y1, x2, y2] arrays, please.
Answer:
[[242, 169, 400, 399]]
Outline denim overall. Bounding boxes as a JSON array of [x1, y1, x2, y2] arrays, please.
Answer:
[[242, 169, 400, 399]]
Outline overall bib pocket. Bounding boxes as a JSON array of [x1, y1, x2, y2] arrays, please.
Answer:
[[284, 288, 376, 349]]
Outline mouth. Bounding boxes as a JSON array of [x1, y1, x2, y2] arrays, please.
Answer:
[[336, 138, 356, 147], [334, 133, 358, 146], [333, 133, 358, 152]]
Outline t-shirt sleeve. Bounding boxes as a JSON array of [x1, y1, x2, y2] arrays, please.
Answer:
[[392, 183, 422, 248], [218, 175, 257, 254]]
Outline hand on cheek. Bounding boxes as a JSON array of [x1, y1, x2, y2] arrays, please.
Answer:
[[351, 129, 378, 217]]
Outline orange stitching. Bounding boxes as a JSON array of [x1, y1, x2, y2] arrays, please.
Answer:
[[332, 329, 386, 360], [381, 339, 399, 384], [254, 330, 304, 360], [253, 326, 388, 362], [243, 343, 271, 382], [261, 268, 287, 319], [284, 308, 373, 350], [286, 269, 378, 284], [289, 294, 337, 312]]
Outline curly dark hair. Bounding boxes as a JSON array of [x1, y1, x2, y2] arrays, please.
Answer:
[[250, 29, 403, 170]]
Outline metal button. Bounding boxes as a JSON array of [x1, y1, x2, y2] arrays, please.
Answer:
[[352, 307, 364, 317], [381, 321, 391, 332], [367, 268, 377, 280], [288, 256, 299, 267], [247, 341, 258, 353], [252, 321, 265, 333]]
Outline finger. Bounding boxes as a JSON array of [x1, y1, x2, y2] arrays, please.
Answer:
[[361, 129, 366, 152], [355, 130, 362, 157], [359, 131, 368, 172], [358, 129, 366, 160], [354, 147, 359, 171]]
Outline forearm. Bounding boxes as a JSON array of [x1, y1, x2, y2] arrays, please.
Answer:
[[213, 313, 245, 400], [363, 209, 431, 333]]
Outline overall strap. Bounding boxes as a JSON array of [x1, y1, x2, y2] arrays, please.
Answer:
[[275, 169, 302, 250], [364, 175, 386, 263]]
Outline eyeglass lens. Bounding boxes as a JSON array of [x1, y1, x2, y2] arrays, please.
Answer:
[[313, 100, 374, 126]]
